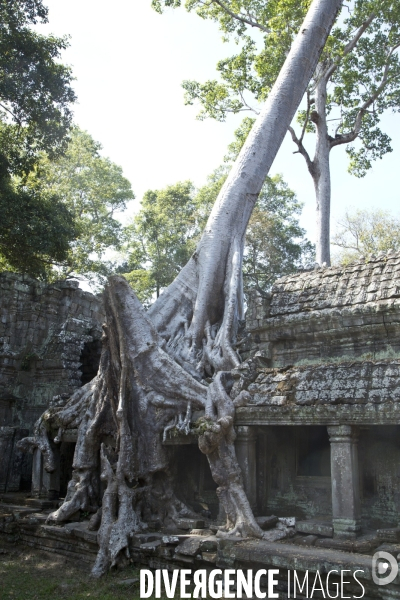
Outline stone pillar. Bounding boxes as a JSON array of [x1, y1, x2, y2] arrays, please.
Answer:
[[0, 427, 15, 492], [42, 444, 60, 501], [31, 447, 43, 498], [235, 426, 257, 511], [327, 425, 361, 539], [32, 444, 60, 500]]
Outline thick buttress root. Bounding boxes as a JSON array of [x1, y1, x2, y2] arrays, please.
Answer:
[[197, 372, 264, 539], [19, 275, 266, 575]]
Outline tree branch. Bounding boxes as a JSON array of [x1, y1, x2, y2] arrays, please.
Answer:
[[300, 90, 312, 143], [324, 12, 376, 80], [238, 90, 260, 115], [0, 102, 22, 126], [329, 41, 400, 149], [288, 125, 314, 175], [202, 0, 269, 33]]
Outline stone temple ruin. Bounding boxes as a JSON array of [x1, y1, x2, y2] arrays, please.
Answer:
[[0, 273, 104, 497], [1, 251, 400, 597]]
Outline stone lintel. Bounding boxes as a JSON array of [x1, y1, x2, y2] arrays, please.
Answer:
[[235, 404, 400, 426]]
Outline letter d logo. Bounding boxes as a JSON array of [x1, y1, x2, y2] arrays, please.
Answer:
[[372, 551, 399, 586]]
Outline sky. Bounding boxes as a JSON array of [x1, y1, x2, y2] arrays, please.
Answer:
[[38, 0, 400, 245]]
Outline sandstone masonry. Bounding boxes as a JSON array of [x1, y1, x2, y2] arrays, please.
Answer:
[[0, 272, 104, 492]]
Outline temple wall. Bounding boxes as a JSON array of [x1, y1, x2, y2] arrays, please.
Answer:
[[246, 252, 400, 367], [238, 252, 400, 533], [0, 272, 104, 492]]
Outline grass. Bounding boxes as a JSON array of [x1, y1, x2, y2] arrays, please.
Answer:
[[0, 539, 143, 600]]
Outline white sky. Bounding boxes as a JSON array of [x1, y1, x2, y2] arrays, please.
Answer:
[[39, 0, 400, 244]]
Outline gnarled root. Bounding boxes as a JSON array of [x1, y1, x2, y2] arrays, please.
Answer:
[[198, 372, 263, 539]]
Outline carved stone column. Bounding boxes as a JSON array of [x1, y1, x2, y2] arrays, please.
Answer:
[[327, 425, 361, 538], [42, 443, 60, 501], [0, 427, 15, 492], [31, 447, 43, 498], [32, 444, 60, 499], [235, 426, 257, 511]]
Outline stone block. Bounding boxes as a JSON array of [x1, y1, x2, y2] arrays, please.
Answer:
[[377, 528, 400, 543], [256, 515, 279, 530], [175, 518, 205, 530], [296, 521, 333, 538], [175, 537, 202, 556]]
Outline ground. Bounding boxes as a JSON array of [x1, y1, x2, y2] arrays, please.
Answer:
[[0, 539, 145, 600]]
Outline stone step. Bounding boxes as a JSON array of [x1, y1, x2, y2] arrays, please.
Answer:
[[0, 493, 58, 510]]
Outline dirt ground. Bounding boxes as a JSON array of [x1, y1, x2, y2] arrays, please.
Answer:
[[0, 538, 143, 600]]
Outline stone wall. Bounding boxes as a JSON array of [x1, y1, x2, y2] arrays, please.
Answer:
[[234, 359, 400, 419], [246, 251, 400, 367], [239, 253, 400, 532], [0, 272, 104, 491]]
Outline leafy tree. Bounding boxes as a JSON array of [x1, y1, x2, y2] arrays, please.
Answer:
[[195, 166, 314, 295], [122, 181, 199, 304], [123, 163, 312, 303], [22, 128, 134, 284], [0, 0, 76, 174], [332, 208, 400, 264], [0, 0, 78, 278], [154, 0, 400, 266], [243, 176, 314, 293], [0, 164, 76, 278], [20, 1, 343, 572]]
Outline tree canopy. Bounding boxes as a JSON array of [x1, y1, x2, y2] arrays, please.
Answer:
[[332, 208, 400, 264], [153, 0, 400, 265], [0, 164, 76, 278], [122, 163, 313, 303], [0, 0, 78, 278], [20, 128, 134, 284], [121, 181, 200, 305], [0, 0, 76, 175]]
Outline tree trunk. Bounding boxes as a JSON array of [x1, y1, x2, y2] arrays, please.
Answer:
[[18, 0, 343, 577], [312, 74, 332, 266]]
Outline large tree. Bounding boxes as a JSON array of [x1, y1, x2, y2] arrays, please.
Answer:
[[332, 208, 400, 264], [0, 0, 77, 276], [19, 0, 342, 577], [122, 171, 312, 303], [158, 0, 400, 266], [0, 168, 77, 278], [122, 181, 198, 304], [1, 129, 134, 282], [0, 0, 76, 174], [23, 128, 134, 285]]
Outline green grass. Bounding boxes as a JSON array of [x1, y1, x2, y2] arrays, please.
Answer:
[[0, 540, 143, 600]]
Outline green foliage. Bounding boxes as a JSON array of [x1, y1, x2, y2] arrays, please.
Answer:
[[332, 208, 400, 264], [0, 537, 152, 599], [21, 128, 134, 285], [243, 175, 314, 293], [328, 3, 400, 176], [296, 346, 399, 367], [0, 162, 76, 279], [121, 181, 199, 304], [123, 120, 313, 303], [155, 0, 400, 178], [0, 0, 79, 279], [155, 0, 309, 119], [0, 0, 76, 175]]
